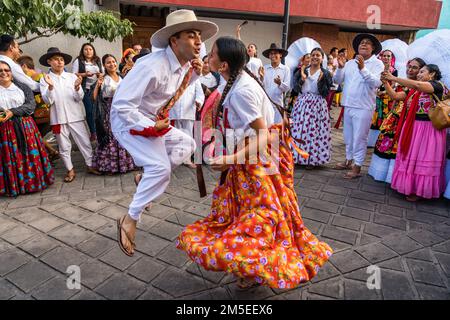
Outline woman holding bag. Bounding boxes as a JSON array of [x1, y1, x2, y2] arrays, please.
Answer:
[[383, 64, 449, 201]]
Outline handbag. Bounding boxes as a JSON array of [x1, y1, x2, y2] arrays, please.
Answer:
[[429, 91, 450, 130], [33, 94, 50, 124], [33, 104, 50, 124]]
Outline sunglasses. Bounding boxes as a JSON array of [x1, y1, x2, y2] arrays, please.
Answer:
[[0, 69, 11, 73]]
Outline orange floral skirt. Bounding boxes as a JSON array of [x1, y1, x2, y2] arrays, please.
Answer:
[[177, 124, 333, 289]]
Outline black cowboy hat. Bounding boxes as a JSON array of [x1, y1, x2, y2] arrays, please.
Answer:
[[132, 48, 151, 63], [352, 33, 382, 56], [39, 47, 72, 67], [262, 43, 289, 59]]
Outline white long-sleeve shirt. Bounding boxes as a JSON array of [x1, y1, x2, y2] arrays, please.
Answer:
[[169, 79, 204, 121], [263, 63, 290, 108], [111, 46, 198, 133], [333, 55, 384, 110], [39, 70, 85, 125], [0, 54, 40, 92]]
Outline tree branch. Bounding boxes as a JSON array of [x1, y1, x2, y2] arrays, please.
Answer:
[[18, 26, 64, 45]]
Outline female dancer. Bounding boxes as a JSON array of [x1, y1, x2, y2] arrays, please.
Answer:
[[177, 37, 332, 290]]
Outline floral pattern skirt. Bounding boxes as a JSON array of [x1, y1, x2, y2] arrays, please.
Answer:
[[92, 98, 137, 173], [290, 93, 331, 165], [0, 116, 54, 197], [177, 124, 333, 289]]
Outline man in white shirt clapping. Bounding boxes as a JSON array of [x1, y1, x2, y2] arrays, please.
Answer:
[[262, 43, 291, 124], [39, 47, 101, 183], [333, 34, 384, 179]]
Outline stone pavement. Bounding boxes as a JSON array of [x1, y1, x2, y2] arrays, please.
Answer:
[[1, 115, 450, 300]]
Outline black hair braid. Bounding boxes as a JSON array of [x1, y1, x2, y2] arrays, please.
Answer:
[[217, 71, 240, 115]]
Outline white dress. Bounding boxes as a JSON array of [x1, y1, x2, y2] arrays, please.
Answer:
[[290, 69, 331, 165]]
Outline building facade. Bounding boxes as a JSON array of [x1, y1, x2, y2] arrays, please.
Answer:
[[20, 0, 442, 69], [118, 0, 442, 63]]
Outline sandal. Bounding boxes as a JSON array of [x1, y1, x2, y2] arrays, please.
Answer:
[[334, 160, 353, 170], [87, 166, 102, 176], [343, 171, 362, 180], [64, 170, 76, 183], [116, 216, 136, 257], [237, 278, 260, 290], [406, 195, 419, 202]]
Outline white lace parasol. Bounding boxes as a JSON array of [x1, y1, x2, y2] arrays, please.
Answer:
[[381, 39, 409, 78], [285, 37, 327, 88], [407, 29, 450, 87]]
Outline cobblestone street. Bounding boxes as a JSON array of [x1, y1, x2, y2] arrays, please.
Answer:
[[1, 116, 450, 300]]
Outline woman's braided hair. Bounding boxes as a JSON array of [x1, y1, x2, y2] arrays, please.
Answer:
[[215, 37, 249, 113]]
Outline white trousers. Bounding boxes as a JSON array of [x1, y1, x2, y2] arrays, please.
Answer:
[[55, 121, 93, 171], [173, 120, 195, 164], [343, 107, 373, 166], [172, 119, 194, 138], [114, 126, 196, 220]]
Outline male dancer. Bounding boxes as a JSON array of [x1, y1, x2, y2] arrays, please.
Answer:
[[111, 10, 218, 256]]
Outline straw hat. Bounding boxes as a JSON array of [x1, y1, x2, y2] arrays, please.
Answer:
[[150, 9, 218, 48]]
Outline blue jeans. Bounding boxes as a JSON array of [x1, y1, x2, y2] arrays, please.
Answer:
[[83, 88, 95, 135]]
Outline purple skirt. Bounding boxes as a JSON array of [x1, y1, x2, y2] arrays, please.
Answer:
[[92, 98, 137, 173]]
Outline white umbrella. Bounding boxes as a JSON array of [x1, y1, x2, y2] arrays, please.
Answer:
[[285, 37, 327, 88], [285, 37, 327, 73], [407, 29, 450, 87], [381, 39, 409, 78]]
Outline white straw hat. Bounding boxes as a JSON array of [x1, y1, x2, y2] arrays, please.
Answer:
[[150, 9, 218, 48]]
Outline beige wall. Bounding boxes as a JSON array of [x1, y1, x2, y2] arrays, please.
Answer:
[[19, 0, 123, 72], [198, 16, 284, 65]]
